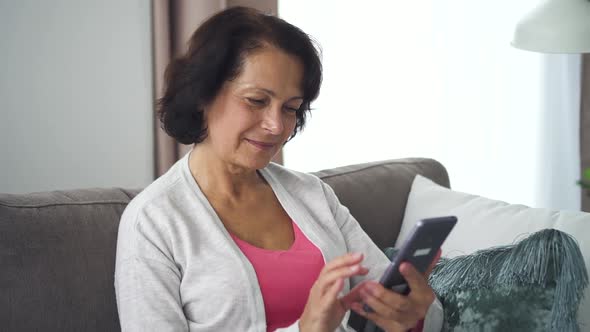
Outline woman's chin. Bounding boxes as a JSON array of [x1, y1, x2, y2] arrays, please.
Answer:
[[237, 155, 274, 171]]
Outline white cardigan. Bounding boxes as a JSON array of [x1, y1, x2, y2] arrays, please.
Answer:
[[114, 153, 443, 331]]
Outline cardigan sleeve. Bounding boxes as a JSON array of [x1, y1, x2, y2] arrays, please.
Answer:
[[114, 208, 189, 332], [319, 180, 391, 285], [320, 181, 443, 332]]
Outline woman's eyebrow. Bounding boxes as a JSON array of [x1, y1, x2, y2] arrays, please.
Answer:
[[262, 88, 304, 101], [244, 85, 303, 101]]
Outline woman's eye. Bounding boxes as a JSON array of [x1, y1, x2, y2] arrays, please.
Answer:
[[285, 106, 299, 113], [246, 98, 265, 106]]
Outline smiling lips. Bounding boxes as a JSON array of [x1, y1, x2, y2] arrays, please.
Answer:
[[245, 138, 276, 150]]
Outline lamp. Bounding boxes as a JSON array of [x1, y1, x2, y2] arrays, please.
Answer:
[[512, 0, 590, 53], [512, 0, 590, 207]]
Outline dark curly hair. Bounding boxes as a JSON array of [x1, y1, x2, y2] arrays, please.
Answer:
[[158, 6, 323, 145]]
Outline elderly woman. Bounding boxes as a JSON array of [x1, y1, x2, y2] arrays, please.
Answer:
[[115, 6, 442, 332]]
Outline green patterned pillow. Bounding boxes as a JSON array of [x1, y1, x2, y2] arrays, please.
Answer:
[[427, 229, 588, 331]]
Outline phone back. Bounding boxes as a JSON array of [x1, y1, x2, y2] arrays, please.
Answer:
[[380, 216, 457, 288]]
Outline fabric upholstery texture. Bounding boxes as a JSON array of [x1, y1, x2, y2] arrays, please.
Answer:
[[0, 158, 448, 332], [315, 158, 450, 250], [0, 188, 140, 331]]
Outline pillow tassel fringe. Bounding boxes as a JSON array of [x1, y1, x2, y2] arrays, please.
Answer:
[[429, 229, 588, 331], [497, 229, 588, 331]]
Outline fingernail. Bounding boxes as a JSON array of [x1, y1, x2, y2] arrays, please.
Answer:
[[350, 265, 359, 272], [399, 263, 409, 273], [352, 252, 363, 259]]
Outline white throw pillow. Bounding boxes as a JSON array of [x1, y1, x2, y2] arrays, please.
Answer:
[[398, 174, 590, 329]]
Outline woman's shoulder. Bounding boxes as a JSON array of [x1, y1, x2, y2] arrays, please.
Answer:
[[121, 159, 189, 227]]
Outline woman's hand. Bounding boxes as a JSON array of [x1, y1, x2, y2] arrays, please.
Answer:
[[348, 249, 441, 332], [299, 253, 369, 332]]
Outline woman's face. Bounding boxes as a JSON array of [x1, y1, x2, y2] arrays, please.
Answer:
[[202, 45, 304, 171]]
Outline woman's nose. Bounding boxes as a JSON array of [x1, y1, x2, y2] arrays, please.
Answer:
[[261, 106, 284, 135]]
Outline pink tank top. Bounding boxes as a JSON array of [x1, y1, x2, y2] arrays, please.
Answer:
[[230, 222, 325, 332]]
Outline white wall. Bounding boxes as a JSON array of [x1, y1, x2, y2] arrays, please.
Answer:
[[280, 0, 581, 211], [0, 0, 154, 193]]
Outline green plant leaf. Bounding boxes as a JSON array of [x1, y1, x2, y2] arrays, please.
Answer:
[[584, 168, 590, 181]]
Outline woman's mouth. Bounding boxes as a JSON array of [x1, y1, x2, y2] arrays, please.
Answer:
[[245, 138, 275, 150]]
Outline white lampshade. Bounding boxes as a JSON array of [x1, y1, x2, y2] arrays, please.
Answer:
[[512, 0, 590, 53]]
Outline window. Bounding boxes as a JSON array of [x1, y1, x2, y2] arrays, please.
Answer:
[[280, 0, 580, 210]]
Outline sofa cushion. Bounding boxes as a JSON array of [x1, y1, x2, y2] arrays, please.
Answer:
[[0, 188, 139, 332], [399, 174, 590, 328]]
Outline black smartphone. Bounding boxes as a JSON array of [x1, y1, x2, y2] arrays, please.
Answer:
[[348, 216, 457, 331], [377, 216, 457, 295]]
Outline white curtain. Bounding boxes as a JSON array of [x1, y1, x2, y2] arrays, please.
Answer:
[[279, 0, 581, 211]]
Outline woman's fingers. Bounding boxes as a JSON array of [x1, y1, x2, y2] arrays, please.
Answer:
[[359, 288, 406, 321], [399, 263, 435, 306], [425, 249, 442, 277], [352, 268, 435, 331], [339, 281, 368, 307], [319, 264, 368, 289], [321, 277, 344, 308], [300, 253, 369, 332], [361, 282, 413, 314], [352, 283, 421, 330], [350, 301, 411, 331], [321, 252, 364, 275], [345, 255, 439, 332], [315, 253, 368, 296]]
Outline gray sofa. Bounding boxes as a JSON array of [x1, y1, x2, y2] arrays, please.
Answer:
[[0, 158, 449, 332]]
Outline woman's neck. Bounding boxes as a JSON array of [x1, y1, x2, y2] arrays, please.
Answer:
[[188, 145, 266, 201]]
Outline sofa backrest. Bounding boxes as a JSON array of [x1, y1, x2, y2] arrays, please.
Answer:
[[313, 158, 450, 249], [0, 158, 448, 332]]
